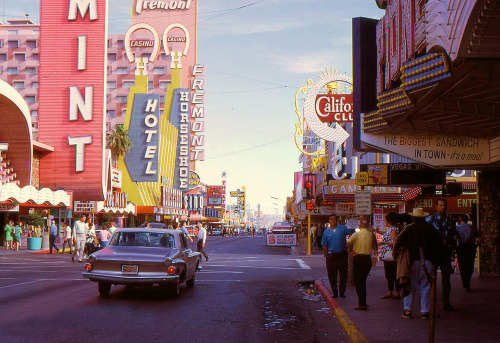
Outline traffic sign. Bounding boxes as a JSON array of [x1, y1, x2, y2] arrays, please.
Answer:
[[355, 172, 369, 186], [306, 201, 314, 210], [355, 190, 371, 215]]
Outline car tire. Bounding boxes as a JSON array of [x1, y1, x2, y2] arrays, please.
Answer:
[[186, 274, 195, 288], [166, 281, 180, 298], [98, 282, 111, 297]]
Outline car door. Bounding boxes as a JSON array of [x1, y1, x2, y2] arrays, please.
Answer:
[[179, 233, 198, 278]]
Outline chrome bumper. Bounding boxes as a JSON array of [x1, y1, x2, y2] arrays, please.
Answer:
[[82, 272, 179, 285]]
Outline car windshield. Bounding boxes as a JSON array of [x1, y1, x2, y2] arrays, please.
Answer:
[[109, 232, 175, 248]]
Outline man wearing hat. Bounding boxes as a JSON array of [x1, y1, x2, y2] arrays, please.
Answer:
[[394, 208, 443, 319], [426, 198, 457, 311]]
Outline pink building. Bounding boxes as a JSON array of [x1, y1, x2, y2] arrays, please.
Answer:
[[0, 21, 172, 135]]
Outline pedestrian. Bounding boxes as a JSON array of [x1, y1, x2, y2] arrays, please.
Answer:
[[61, 221, 72, 254], [196, 223, 209, 262], [99, 223, 111, 248], [85, 217, 97, 257], [456, 214, 476, 291], [13, 221, 23, 252], [108, 221, 117, 236], [179, 222, 193, 242], [426, 198, 457, 311], [4, 220, 14, 250], [347, 216, 378, 310], [48, 220, 59, 254], [379, 212, 401, 299], [72, 214, 88, 262], [394, 208, 443, 319], [316, 224, 324, 250], [321, 213, 354, 299]]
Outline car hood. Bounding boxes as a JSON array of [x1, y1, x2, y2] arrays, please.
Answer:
[[92, 246, 178, 262]]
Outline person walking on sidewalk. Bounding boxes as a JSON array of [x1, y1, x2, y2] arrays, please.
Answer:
[[61, 221, 72, 254], [197, 223, 209, 262], [394, 208, 443, 319], [379, 212, 401, 299], [72, 214, 89, 262], [456, 214, 477, 291], [48, 220, 60, 254], [13, 221, 22, 252], [347, 216, 378, 310], [4, 220, 14, 250], [322, 213, 354, 299], [426, 198, 457, 311]]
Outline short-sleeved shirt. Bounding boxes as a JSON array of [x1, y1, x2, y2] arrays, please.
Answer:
[[4, 224, 14, 241], [49, 224, 58, 236], [99, 230, 111, 242], [347, 228, 375, 255], [456, 222, 474, 244], [321, 225, 351, 253], [64, 226, 72, 239], [197, 228, 207, 243]]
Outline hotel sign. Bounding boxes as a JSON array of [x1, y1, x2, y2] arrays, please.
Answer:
[[38, 0, 107, 200]]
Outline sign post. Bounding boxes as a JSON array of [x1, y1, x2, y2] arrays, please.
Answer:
[[306, 200, 314, 255], [355, 190, 371, 215]]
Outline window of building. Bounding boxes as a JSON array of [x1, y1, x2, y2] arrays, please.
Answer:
[[107, 66, 111, 75], [26, 95, 36, 103], [26, 40, 38, 49], [122, 80, 134, 89], [0, 54, 7, 62], [33, 29, 39, 34], [8, 30, 18, 35], [153, 67, 165, 75], [31, 110, 38, 121], [14, 53, 26, 61], [108, 53, 117, 61], [0, 40, 3, 48], [107, 40, 112, 48], [0, 67, 2, 75], [13, 81, 25, 89], [159, 81, 170, 89], [8, 40, 19, 48], [31, 81, 39, 89], [117, 40, 125, 48], [159, 95, 164, 103], [121, 108, 127, 117], [117, 67, 128, 74], [32, 53, 39, 60], [148, 81, 154, 90], [107, 110, 116, 119], [116, 96, 128, 103], [107, 81, 116, 89], [106, 94, 111, 103], [7, 67, 18, 75], [25, 67, 37, 75]]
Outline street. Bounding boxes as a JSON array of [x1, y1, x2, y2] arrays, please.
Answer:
[[0, 236, 346, 343]]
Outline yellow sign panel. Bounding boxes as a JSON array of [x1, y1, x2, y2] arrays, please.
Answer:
[[355, 172, 369, 186], [367, 164, 389, 185]]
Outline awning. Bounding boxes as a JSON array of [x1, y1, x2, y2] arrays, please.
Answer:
[[0, 183, 71, 207], [137, 206, 188, 216], [96, 201, 136, 215]]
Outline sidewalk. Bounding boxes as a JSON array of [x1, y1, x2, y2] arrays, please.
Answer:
[[295, 237, 500, 343]]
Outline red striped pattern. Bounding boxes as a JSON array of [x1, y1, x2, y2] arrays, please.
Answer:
[[38, 0, 107, 201]]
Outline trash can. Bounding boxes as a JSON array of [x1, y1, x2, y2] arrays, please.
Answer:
[[27, 237, 42, 250]]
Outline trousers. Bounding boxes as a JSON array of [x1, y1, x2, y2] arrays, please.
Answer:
[[457, 243, 476, 289], [353, 254, 372, 306], [403, 260, 435, 313], [325, 250, 348, 297], [49, 234, 59, 253]]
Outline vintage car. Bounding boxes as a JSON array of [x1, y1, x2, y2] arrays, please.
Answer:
[[82, 228, 201, 297]]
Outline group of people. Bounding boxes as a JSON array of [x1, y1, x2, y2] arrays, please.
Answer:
[[322, 198, 478, 319], [3, 220, 23, 251]]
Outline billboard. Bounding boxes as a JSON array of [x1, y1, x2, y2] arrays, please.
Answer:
[[206, 185, 224, 207], [38, 0, 107, 200]]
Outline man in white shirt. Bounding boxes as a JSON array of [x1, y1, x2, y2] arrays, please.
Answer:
[[108, 222, 117, 236], [196, 223, 209, 262], [72, 214, 89, 262]]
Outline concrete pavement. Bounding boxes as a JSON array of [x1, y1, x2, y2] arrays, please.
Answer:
[[294, 236, 500, 343]]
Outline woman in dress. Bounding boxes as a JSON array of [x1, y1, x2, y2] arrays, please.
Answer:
[[4, 220, 14, 250], [13, 221, 22, 251], [379, 212, 401, 299]]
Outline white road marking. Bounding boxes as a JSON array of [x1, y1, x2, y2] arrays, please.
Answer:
[[198, 270, 244, 274], [207, 264, 302, 270], [295, 259, 311, 270], [0, 280, 42, 289], [196, 280, 247, 283]]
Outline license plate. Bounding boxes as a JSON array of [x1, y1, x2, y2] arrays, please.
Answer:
[[122, 265, 138, 274]]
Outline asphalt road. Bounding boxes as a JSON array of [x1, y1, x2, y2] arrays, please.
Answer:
[[0, 235, 346, 343]]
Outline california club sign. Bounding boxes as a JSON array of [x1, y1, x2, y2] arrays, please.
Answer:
[[315, 94, 353, 123]]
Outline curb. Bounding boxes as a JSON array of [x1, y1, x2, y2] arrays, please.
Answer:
[[314, 279, 369, 343]]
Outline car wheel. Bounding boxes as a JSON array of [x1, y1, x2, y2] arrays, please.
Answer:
[[98, 282, 111, 297], [166, 281, 180, 298], [186, 274, 195, 288]]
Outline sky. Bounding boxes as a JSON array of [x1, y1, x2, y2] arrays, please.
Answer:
[[4, 0, 384, 217]]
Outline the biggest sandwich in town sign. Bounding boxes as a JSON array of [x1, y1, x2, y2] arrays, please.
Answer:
[[38, 0, 107, 201]]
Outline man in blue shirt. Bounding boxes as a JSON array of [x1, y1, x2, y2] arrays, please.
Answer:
[[48, 220, 60, 254], [322, 213, 354, 298]]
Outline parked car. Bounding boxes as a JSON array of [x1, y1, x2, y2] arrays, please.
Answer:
[[269, 222, 293, 234], [209, 228, 222, 236], [82, 228, 201, 297]]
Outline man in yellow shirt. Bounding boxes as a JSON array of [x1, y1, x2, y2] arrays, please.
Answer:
[[347, 216, 378, 310]]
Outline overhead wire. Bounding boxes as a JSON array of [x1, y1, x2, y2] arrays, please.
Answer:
[[205, 134, 293, 160]]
